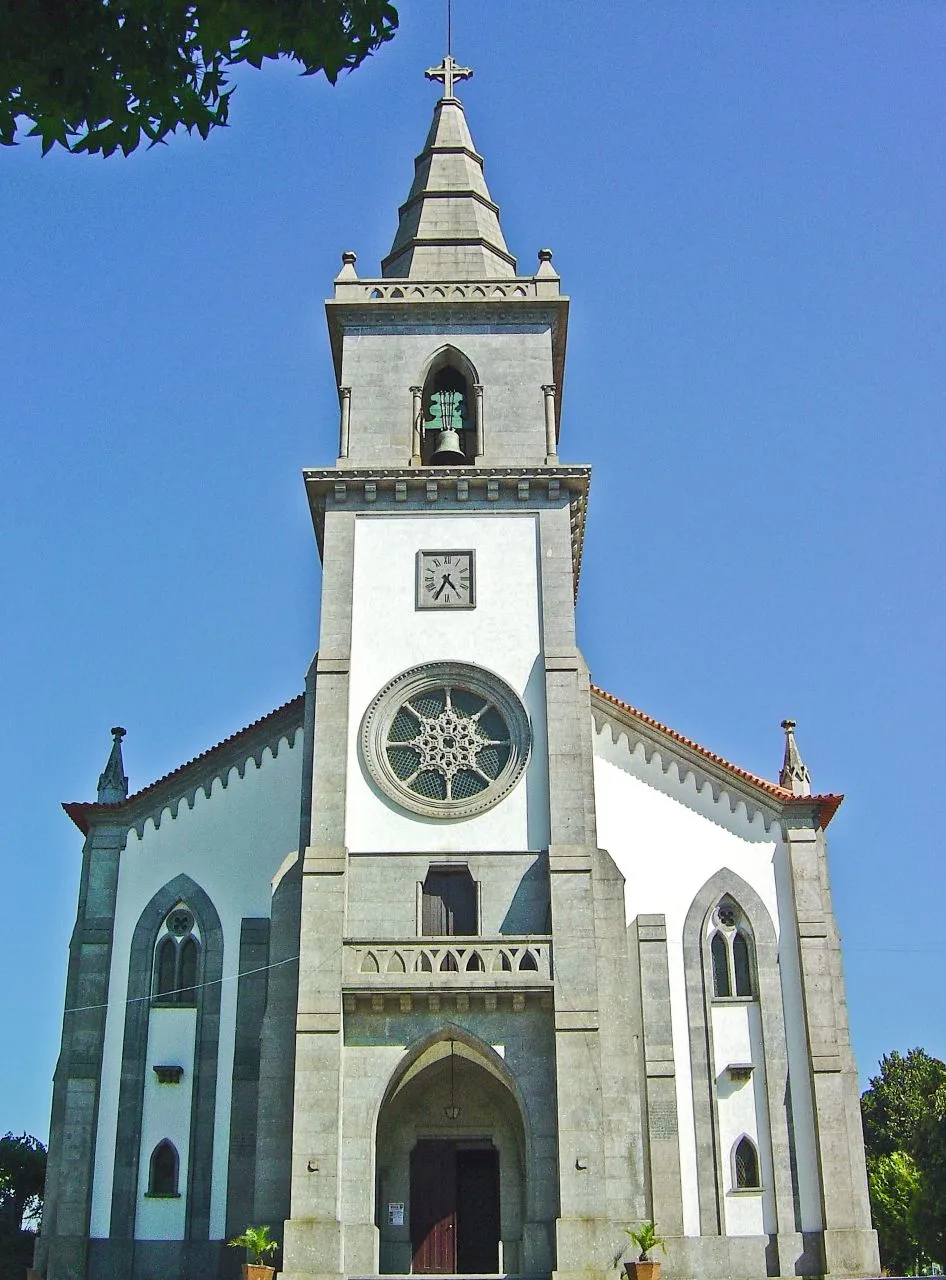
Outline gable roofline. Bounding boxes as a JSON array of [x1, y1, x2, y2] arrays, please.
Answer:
[[590, 684, 842, 829], [63, 693, 305, 838]]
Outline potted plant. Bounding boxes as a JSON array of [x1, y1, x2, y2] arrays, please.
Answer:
[[624, 1220, 666, 1280], [227, 1224, 279, 1279]]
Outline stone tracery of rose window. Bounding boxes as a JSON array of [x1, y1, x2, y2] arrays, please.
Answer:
[[385, 686, 512, 802]]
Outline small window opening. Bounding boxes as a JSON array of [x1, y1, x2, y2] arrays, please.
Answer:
[[148, 1140, 179, 1196], [734, 1136, 761, 1189], [421, 868, 477, 936]]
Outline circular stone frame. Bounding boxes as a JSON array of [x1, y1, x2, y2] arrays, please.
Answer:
[[361, 661, 532, 819]]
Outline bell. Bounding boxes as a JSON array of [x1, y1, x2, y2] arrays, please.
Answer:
[[430, 427, 467, 464]]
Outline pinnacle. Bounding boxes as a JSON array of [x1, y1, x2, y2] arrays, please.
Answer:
[[381, 88, 516, 281]]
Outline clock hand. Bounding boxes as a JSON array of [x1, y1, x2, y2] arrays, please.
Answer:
[[433, 575, 450, 600], [442, 574, 459, 595]]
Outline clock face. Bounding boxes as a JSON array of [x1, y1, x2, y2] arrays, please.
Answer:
[[417, 550, 475, 609]]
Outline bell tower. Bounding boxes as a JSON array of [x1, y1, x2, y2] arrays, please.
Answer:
[[279, 54, 637, 1280]]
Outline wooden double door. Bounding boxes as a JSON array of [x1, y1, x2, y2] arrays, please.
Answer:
[[410, 1139, 500, 1274]]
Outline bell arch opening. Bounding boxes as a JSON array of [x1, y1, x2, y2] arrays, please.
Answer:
[[420, 347, 479, 466], [374, 1030, 527, 1275]]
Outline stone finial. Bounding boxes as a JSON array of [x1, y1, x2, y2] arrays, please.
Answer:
[[335, 251, 358, 282], [536, 248, 559, 279], [779, 719, 811, 797], [97, 726, 129, 804]]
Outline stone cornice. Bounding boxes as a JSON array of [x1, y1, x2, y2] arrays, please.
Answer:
[[303, 465, 590, 600], [63, 694, 305, 842]]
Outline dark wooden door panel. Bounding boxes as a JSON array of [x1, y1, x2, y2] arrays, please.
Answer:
[[410, 1140, 456, 1273], [456, 1147, 500, 1273]]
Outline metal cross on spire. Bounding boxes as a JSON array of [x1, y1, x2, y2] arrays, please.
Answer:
[[425, 54, 473, 100]]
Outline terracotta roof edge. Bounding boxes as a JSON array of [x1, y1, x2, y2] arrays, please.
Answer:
[[590, 684, 843, 828], [62, 692, 306, 836]]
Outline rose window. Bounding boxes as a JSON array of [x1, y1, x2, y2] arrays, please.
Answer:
[[361, 663, 531, 818]]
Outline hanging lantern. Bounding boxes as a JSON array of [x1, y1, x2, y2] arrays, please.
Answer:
[[444, 1039, 461, 1122]]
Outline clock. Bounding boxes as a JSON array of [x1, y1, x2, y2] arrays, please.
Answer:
[[416, 550, 475, 609]]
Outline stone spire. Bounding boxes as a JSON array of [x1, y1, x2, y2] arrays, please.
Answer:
[[779, 719, 812, 797], [381, 56, 516, 281], [97, 726, 129, 804]]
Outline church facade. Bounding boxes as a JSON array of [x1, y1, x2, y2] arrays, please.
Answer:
[[38, 58, 879, 1280]]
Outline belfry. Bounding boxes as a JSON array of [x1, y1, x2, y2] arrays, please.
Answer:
[[39, 55, 879, 1280]]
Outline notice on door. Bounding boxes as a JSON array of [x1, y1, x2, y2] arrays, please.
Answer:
[[388, 1202, 405, 1227]]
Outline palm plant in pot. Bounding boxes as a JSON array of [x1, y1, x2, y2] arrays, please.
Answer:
[[624, 1221, 666, 1280], [227, 1224, 279, 1279]]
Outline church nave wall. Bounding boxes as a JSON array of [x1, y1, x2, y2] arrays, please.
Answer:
[[88, 735, 302, 1246]]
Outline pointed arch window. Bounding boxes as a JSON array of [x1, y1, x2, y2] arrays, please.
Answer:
[[420, 349, 478, 465], [147, 1140, 180, 1197], [153, 905, 201, 1005], [733, 1135, 761, 1190], [709, 898, 756, 999]]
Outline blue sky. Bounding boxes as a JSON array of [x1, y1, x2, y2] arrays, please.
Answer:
[[1, 2, 943, 1141]]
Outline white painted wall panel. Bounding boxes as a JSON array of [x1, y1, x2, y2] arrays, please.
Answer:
[[346, 512, 549, 853], [135, 1008, 196, 1240]]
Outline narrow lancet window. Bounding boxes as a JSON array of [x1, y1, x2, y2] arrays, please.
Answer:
[[711, 932, 731, 997], [148, 1140, 179, 1196], [734, 1136, 761, 1189], [733, 930, 752, 997]]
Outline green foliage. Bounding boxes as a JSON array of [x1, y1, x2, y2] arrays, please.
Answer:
[[866, 1151, 925, 1275], [0, 0, 399, 157], [0, 1133, 46, 1232], [861, 1048, 946, 1158], [227, 1223, 278, 1265], [625, 1221, 666, 1261], [911, 1089, 946, 1270], [861, 1048, 946, 1271]]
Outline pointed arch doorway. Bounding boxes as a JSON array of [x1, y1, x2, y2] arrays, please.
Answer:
[[375, 1031, 527, 1275]]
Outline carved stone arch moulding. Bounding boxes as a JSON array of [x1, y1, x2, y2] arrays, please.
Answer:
[[419, 342, 480, 389], [111, 873, 223, 1242], [361, 662, 532, 819]]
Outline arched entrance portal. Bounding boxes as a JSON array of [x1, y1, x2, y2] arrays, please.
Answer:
[[375, 1032, 527, 1275]]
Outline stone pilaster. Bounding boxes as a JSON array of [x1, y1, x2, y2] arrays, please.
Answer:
[[225, 918, 271, 1239], [635, 914, 684, 1236], [783, 813, 879, 1277], [539, 503, 626, 1279], [282, 511, 355, 1280], [38, 819, 124, 1280]]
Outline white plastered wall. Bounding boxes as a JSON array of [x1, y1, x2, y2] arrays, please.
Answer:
[[591, 717, 821, 1236], [711, 1002, 773, 1235], [90, 736, 303, 1239], [345, 512, 550, 853], [135, 1008, 197, 1240]]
